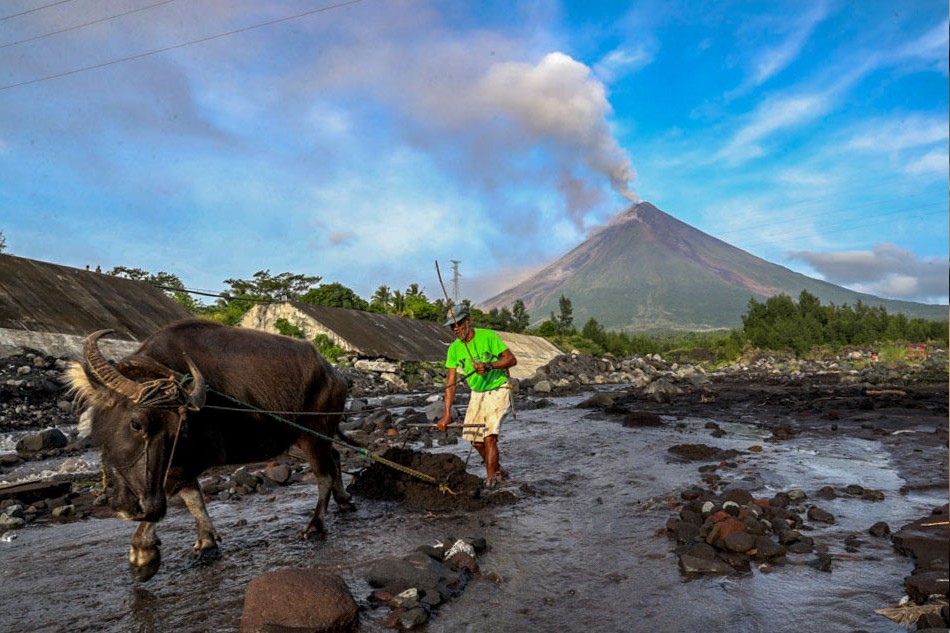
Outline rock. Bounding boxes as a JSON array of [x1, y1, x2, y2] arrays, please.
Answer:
[[577, 393, 614, 409], [722, 532, 756, 553], [679, 553, 735, 575], [868, 521, 890, 538], [230, 467, 262, 490], [0, 513, 26, 530], [263, 465, 291, 485], [240, 569, 358, 633], [533, 380, 552, 394], [643, 379, 682, 403], [366, 552, 448, 593], [51, 505, 76, 519], [398, 606, 430, 629], [621, 411, 662, 427], [15, 428, 68, 454], [751, 536, 786, 562], [807, 506, 836, 524]]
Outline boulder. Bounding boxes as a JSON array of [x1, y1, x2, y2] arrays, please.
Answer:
[[15, 428, 68, 454], [366, 552, 449, 593], [240, 569, 358, 633]]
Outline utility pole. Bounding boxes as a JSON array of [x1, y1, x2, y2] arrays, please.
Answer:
[[450, 260, 461, 305]]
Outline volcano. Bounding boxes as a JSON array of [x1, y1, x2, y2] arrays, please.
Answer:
[[480, 202, 947, 331]]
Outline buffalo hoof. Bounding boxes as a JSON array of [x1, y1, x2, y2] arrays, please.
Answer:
[[335, 500, 357, 513], [129, 550, 162, 583], [300, 525, 326, 542], [190, 545, 221, 568]]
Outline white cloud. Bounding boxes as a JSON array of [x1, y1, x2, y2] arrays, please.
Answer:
[[789, 243, 949, 303], [749, 4, 829, 86], [593, 43, 654, 84], [896, 18, 950, 64], [716, 93, 830, 163], [846, 114, 948, 152], [905, 148, 949, 176]]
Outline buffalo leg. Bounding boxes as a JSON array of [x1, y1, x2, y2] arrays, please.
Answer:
[[178, 480, 220, 558], [330, 447, 356, 512], [129, 522, 162, 582], [296, 436, 338, 538]]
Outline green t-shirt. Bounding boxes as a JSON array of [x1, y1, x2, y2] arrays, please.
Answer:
[[445, 328, 509, 392]]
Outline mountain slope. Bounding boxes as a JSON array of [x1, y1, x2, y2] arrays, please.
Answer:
[[481, 202, 947, 331]]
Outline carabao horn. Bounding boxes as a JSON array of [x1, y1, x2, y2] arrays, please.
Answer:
[[83, 329, 145, 401]]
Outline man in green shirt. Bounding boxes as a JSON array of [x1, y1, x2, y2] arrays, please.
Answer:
[[435, 306, 518, 488]]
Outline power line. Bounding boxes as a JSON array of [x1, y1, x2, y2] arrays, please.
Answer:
[[151, 283, 272, 303], [732, 206, 946, 252], [0, 0, 180, 51], [0, 0, 368, 91], [709, 193, 942, 240], [0, 0, 77, 22]]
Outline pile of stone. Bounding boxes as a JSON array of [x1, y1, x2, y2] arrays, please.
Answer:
[[0, 480, 83, 530], [518, 347, 947, 396], [0, 352, 77, 432], [664, 486, 889, 576], [524, 353, 687, 394], [365, 535, 490, 629], [238, 535, 491, 632]]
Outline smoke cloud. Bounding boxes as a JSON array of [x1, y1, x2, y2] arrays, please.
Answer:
[[473, 52, 639, 222]]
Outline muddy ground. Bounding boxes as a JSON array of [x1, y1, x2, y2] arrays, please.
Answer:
[[1, 367, 948, 632]]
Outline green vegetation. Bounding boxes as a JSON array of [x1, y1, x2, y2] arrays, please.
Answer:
[[515, 290, 946, 367], [274, 318, 305, 338], [115, 264, 945, 365], [742, 290, 947, 354], [201, 270, 323, 325], [107, 266, 202, 313], [312, 334, 346, 363]]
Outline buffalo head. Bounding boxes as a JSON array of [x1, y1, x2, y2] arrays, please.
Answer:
[[67, 330, 206, 522]]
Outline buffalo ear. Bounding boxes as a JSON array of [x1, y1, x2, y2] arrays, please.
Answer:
[[64, 360, 110, 408]]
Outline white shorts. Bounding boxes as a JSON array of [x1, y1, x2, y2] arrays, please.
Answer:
[[462, 384, 512, 442]]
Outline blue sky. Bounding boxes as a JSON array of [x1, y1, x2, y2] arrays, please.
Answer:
[[1, 0, 947, 308]]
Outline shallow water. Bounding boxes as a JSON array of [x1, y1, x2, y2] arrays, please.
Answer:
[[0, 392, 940, 633]]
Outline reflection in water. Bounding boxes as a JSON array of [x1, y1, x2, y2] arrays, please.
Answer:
[[0, 395, 939, 633]]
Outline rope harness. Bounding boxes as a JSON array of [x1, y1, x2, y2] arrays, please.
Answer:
[[202, 384, 458, 495], [103, 371, 484, 497]]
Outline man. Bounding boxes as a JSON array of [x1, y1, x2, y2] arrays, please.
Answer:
[[436, 306, 517, 488]]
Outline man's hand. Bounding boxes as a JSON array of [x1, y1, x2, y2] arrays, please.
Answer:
[[435, 415, 450, 432], [476, 362, 491, 375]]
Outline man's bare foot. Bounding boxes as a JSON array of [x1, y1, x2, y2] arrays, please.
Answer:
[[485, 468, 509, 488]]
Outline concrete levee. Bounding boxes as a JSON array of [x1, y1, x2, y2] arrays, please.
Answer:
[[0, 253, 191, 358], [240, 302, 561, 380]]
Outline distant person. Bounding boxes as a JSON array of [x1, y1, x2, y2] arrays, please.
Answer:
[[95, 265, 101, 273], [436, 306, 517, 487]]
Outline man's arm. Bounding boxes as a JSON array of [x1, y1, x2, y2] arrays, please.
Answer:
[[435, 366, 457, 431], [490, 348, 517, 371]]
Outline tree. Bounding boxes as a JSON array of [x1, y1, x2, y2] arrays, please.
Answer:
[[581, 317, 605, 344], [107, 266, 200, 313], [300, 282, 369, 310], [0, 230, 6, 253], [511, 300, 530, 333], [370, 285, 392, 313], [551, 294, 574, 335], [223, 270, 321, 302]]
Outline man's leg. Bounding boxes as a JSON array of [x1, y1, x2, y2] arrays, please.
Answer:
[[483, 434, 501, 486]]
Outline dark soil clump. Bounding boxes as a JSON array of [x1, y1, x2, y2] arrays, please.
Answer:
[[668, 443, 741, 462], [347, 448, 516, 512]]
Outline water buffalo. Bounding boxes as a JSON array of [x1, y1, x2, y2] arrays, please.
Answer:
[[67, 319, 355, 581]]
